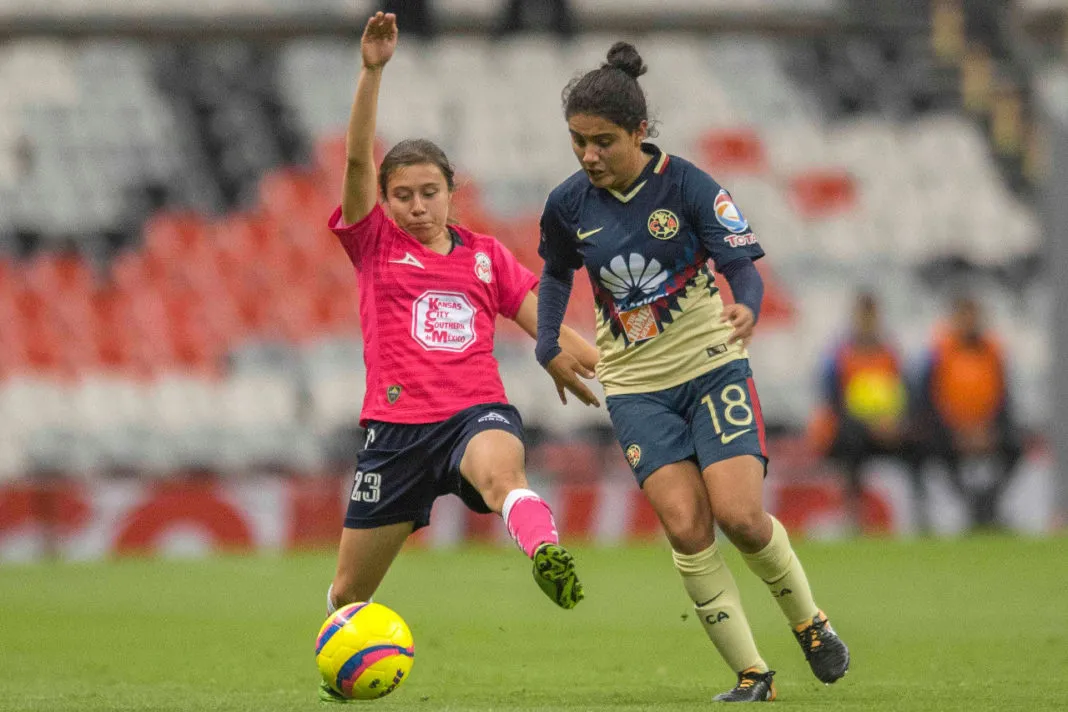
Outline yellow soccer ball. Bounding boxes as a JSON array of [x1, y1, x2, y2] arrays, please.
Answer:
[[315, 602, 415, 700]]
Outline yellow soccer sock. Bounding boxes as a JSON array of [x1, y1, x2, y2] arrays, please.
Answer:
[[740, 515, 820, 628], [672, 542, 768, 674]]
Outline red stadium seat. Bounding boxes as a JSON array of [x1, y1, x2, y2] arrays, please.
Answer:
[[788, 170, 858, 219], [316, 273, 361, 335], [161, 289, 222, 376], [259, 168, 331, 229], [228, 279, 276, 340], [699, 128, 768, 174], [142, 212, 209, 261], [0, 279, 19, 377], [208, 241, 249, 295], [274, 270, 362, 341], [87, 285, 143, 376], [318, 249, 357, 287], [52, 282, 96, 375], [19, 320, 65, 376], [212, 214, 275, 262], [172, 249, 227, 300], [110, 250, 171, 291], [270, 241, 320, 287], [0, 256, 15, 290], [22, 252, 95, 297]]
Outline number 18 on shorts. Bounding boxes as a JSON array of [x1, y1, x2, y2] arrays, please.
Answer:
[[606, 359, 767, 485]]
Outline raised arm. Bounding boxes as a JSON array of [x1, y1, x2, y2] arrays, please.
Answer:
[[341, 12, 397, 225]]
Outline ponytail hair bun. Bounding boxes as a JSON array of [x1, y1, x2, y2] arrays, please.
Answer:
[[604, 42, 647, 79]]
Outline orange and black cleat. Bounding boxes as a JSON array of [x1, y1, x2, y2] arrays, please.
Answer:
[[713, 668, 776, 702], [794, 610, 850, 684]]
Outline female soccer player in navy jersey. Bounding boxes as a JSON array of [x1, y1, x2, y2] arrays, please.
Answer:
[[535, 43, 850, 703], [318, 13, 597, 701]]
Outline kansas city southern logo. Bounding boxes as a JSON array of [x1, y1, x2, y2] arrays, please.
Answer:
[[411, 290, 477, 352], [625, 443, 642, 469], [386, 385, 402, 404], [647, 209, 679, 240]]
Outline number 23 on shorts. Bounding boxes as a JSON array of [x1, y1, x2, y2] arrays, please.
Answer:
[[701, 384, 754, 445], [351, 471, 382, 503]]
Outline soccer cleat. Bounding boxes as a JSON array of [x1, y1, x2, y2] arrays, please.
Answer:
[[793, 610, 850, 684], [713, 668, 776, 702], [318, 681, 351, 704], [532, 542, 584, 609]]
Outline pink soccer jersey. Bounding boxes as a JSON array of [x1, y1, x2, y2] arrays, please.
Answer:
[[328, 203, 538, 425]]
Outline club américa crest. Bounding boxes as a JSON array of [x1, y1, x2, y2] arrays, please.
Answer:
[[647, 209, 679, 240], [625, 443, 642, 468], [386, 385, 402, 404]]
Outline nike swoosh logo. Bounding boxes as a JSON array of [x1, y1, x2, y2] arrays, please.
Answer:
[[696, 590, 725, 607], [720, 428, 752, 445], [576, 227, 604, 240], [388, 252, 425, 269]]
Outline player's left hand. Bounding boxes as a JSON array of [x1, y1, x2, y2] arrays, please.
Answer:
[[722, 304, 755, 348], [545, 352, 601, 408]]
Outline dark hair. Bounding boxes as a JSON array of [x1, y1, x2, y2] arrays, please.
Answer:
[[855, 290, 878, 313], [951, 293, 979, 313], [562, 41, 655, 135], [378, 138, 456, 197]]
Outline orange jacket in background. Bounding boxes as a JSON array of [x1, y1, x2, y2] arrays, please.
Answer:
[[924, 330, 1006, 431]]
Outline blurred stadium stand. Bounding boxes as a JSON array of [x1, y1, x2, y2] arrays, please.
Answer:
[[0, 0, 1058, 540]]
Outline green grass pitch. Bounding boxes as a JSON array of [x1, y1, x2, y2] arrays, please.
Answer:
[[2, 535, 1066, 711]]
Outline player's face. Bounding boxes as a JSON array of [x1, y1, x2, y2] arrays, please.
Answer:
[[854, 301, 879, 341], [567, 114, 647, 192], [952, 300, 981, 340], [383, 163, 451, 243]]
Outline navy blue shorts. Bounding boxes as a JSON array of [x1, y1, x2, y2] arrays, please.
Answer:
[[605, 359, 768, 486], [344, 403, 525, 531]]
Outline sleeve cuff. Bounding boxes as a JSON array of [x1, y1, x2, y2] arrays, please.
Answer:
[[535, 343, 562, 369]]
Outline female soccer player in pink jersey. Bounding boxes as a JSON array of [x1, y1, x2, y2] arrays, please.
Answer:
[[318, 15, 598, 701]]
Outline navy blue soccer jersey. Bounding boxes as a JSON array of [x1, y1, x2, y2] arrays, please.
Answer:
[[539, 143, 765, 396]]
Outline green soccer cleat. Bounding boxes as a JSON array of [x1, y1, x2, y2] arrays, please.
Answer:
[[713, 668, 776, 702], [793, 610, 850, 684], [318, 681, 351, 704], [532, 542, 584, 609]]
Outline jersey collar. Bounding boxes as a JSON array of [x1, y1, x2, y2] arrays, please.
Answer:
[[606, 143, 669, 204]]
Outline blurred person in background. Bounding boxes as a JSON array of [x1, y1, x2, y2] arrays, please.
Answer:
[[809, 292, 923, 533], [319, 13, 599, 702], [535, 42, 848, 703], [914, 294, 1022, 530]]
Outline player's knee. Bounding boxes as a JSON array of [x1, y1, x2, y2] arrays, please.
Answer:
[[661, 504, 714, 554], [475, 469, 526, 513], [716, 508, 768, 549]]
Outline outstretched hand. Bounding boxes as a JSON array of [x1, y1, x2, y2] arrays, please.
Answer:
[[361, 12, 397, 69], [545, 352, 601, 407]]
